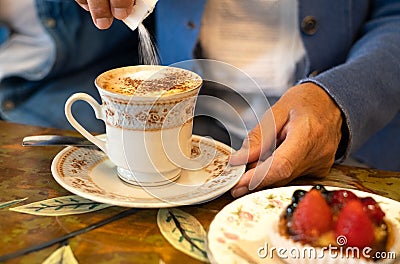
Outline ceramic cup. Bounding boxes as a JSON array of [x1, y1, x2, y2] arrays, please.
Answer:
[[65, 65, 202, 186]]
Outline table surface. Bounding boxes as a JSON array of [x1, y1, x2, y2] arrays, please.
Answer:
[[0, 120, 399, 264]]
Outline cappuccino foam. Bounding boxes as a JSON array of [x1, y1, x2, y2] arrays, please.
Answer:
[[96, 66, 202, 97]]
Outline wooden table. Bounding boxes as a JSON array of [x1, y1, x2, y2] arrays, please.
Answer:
[[0, 120, 399, 264]]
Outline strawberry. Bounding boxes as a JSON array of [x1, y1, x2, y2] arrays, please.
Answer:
[[335, 199, 375, 249], [291, 189, 333, 241], [329, 190, 358, 210], [361, 197, 385, 225]]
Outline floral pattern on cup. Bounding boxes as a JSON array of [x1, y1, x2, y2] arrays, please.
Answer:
[[101, 93, 197, 130]]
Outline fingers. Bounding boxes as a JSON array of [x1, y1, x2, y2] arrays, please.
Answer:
[[231, 135, 300, 198], [75, 0, 135, 29], [230, 107, 283, 166], [248, 129, 311, 189], [229, 102, 289, 198], [75, 0, 89, 11], [109, 0, 135, 19], [231, 133, 306, 198], [229, 125, 263, 165]]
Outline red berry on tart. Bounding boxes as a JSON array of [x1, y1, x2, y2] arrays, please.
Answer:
[[290, 189, 333, 242], [335, 199, 375, 249], [278, 185, 398, 262]]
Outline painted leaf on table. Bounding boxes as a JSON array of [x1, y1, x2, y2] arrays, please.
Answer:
[[10, 195, 111, 216], [42, 245, 79, 264], [0, 197, 28, 209], [157, 208, 209, 263]]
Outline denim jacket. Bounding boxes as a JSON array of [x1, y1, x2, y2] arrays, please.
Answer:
[[155, 0, 400, 170], [0, 0, 138, 132]]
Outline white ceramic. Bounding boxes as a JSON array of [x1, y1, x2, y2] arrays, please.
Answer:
[[50, 135, 246, 208], [65, 65, 202, 187], [207, 186, 400, 264]]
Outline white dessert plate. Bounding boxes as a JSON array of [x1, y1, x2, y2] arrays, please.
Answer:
[[51, 135, 245, 208], [207, 185, 400, 264]]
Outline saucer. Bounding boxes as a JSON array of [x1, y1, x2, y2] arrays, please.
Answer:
[[51, 135, 245, 208]]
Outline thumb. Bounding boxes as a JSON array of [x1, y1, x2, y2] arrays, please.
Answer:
[[247, 126, 308, 191], [229, 124, 262, 166], [230, 107, 279, 166]]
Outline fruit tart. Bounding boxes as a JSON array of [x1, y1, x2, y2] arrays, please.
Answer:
[[272, 185, 399, 264]]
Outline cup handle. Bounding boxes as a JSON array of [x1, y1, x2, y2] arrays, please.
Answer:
[[65, 93, 106, 153]]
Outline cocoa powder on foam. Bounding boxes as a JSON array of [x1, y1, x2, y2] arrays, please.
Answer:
[[98, 69, 202, 97]]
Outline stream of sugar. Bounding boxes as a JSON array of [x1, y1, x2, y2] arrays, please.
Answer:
[[137, 23, 160, 65]]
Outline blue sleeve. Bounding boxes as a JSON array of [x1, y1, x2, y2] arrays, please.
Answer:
[[302, 0, 400, 158]]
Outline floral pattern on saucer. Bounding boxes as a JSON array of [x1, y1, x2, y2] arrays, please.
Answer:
[[51, 135, 245, 208]]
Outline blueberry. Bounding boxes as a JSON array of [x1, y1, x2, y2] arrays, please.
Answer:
[[312, 184, 328, 194], [285, 204, 297, 218], [292, 190, 306, 204]]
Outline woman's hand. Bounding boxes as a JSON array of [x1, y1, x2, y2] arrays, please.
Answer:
[[230, 82, 343, 198], [75, 0, 135, 29]]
